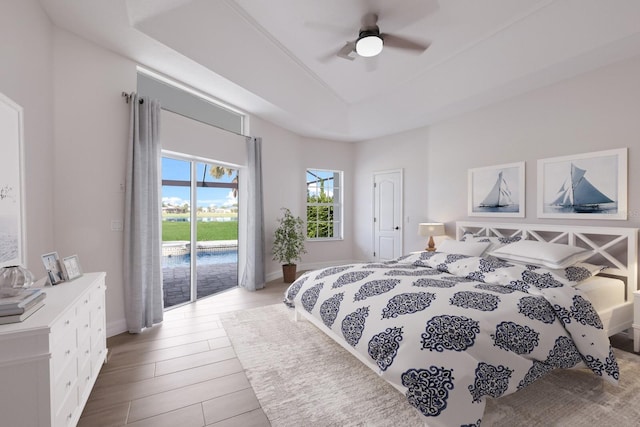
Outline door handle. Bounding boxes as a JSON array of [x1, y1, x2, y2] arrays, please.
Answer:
[[395, 226, 400, 230]]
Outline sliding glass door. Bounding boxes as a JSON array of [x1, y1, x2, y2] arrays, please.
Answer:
[[161, 155, 238, 309]]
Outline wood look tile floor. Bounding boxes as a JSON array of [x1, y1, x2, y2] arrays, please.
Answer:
[[79, 278, 291, 427]]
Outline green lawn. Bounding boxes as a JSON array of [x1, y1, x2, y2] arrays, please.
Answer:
[[162, 221, 238, 241]]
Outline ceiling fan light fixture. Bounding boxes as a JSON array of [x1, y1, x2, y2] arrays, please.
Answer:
[[355, 34, 383, 57]]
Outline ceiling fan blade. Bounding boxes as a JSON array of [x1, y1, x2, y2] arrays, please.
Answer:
[[317, 50, 339, 63], [382, 33, 430, 52], [337, 41, 357, 60]]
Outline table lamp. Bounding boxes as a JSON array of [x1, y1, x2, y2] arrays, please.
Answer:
[[418, 223, 445, 252]]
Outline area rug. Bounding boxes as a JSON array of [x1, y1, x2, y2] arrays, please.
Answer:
[[220, 304, 640, 426]]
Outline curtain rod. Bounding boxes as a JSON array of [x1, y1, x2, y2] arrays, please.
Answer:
[[121, 92, 143, 104]]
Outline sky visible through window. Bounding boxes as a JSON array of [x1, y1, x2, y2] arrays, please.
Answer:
[[162, 157, 237, 209]]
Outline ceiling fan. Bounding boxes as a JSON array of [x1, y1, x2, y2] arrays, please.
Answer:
[[336, 12, 430, 61]]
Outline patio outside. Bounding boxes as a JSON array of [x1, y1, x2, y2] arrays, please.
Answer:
[[162, 240, 238, 308]]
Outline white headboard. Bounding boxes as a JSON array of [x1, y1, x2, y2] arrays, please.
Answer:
[[456, 221, 639, 302]]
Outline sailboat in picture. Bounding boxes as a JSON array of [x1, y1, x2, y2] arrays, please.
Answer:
[[550, 163, 615, 213], [479, 171, 515, 208]]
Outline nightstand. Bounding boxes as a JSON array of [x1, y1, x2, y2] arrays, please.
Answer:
[[634, 291, 640, 353]]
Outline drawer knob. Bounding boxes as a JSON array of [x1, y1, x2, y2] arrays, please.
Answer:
[[65, 320, 70, 325], [65, 350, 71, 355], [66, 381, 72, 387]]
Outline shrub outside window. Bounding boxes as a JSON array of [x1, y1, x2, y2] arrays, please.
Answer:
[[306, 169, 343, 240]]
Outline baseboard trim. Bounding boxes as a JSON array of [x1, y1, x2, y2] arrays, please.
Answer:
[[107, 318, 127, 338]]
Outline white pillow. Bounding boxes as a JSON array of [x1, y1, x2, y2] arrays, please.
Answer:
[[437, 239, 490, 257], [489, 240, 593, 269], [460, 234, 521, 255]]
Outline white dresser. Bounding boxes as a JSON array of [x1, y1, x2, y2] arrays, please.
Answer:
[[0, 272, 107, 427]]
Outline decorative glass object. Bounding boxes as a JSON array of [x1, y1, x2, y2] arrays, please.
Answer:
[[0, 265, 35, 297]]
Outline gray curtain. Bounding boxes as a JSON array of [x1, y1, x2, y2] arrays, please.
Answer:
[[240, 136, 265, 291], [123, 93, 164, 333]]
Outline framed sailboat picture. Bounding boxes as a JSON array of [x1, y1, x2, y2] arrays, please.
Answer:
[[537, 148, 627, 220], [468, 162, 525, 217]]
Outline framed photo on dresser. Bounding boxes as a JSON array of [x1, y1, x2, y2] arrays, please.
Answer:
[[62, 255, 83, 281], [41, 252, 65, 285]]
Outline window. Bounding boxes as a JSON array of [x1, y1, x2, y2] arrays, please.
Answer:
[[306, 169, 343, 240]]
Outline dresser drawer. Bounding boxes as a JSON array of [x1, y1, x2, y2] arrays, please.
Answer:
[[50, 307, 78, 379], [77, 357, 93, 403], [91, 330, 107, 374], [78, 334, 92, 373], [51, 307, 77, 339], [51, 336, 77, 381], [90, 298, 105, 334], [77, 308, 92, 345], [53, 356, 77, 415], [54, 384, 79, 427]]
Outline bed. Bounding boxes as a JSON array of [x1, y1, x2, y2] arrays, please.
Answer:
[[456, 222, 638, 339], [283, 221, 638, 426]]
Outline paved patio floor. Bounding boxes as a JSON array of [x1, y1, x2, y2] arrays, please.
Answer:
[[162, 262, 238, 308]]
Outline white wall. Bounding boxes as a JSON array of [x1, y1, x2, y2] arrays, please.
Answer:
[[251, 117, 356, 279], [53, 28, 137, 335], [354, 55, 640, 257], [427, 54, 640, 228], [0, 0, 55, 271], [50, 25, 354, 334], [353, 127, 431, 260]]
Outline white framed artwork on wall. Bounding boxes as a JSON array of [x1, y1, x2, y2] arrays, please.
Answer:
[[468, 161, 525, 218], [537, 148, 627, 220], [0, 92, 26, 268]]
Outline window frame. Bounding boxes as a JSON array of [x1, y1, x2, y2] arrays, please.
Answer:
[[306, 168, 343, 241]]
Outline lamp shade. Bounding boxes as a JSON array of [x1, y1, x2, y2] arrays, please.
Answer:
[[355, 34, 383, 57], [418, 222, 445, 237]]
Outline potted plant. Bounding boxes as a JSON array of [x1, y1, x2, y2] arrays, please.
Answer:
[[272, 207, 307, 283]]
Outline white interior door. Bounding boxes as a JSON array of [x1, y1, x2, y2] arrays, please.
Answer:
[[373, 170, 403, 261]]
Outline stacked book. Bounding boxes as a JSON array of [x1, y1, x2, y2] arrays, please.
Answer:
[[0, 289, 46, 325]]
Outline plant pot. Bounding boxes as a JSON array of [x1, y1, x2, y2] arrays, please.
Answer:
[[282, 264, 297, 283]]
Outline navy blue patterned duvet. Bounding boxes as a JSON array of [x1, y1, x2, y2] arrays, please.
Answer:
[[284, 251, 618, 427]]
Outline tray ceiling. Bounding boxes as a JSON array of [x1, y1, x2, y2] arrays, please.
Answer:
[[39, 0, 640, 141]]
